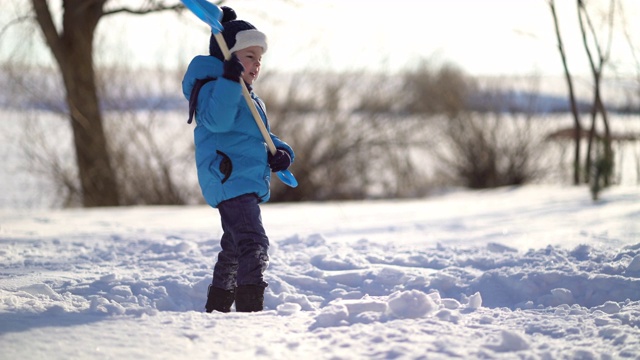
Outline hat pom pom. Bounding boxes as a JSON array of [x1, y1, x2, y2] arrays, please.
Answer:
[[221, 6, 237, 23]]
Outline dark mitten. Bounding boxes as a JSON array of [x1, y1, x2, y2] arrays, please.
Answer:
[[267, 149, 291, 172], [222, 54, 244, 82]]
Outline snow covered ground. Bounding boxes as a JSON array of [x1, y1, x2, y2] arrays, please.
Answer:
[[1, 185, 640, 359]]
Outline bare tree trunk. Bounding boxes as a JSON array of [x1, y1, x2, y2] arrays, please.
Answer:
[[548, 0, 582, 185], [577, 0, 614, 186], [32, 0, 119, 207]]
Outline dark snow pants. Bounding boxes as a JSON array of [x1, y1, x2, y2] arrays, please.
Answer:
[[212, 194, 269, 290]]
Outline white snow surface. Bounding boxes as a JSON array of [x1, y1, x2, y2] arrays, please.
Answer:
[[1, 186, 640, 359]]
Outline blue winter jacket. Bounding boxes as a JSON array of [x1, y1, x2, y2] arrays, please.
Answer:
[[182, 55, 294, 208]]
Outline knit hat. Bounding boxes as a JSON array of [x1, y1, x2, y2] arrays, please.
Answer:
[[209, 7, 268, 61]]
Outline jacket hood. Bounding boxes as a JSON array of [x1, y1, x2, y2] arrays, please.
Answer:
[[182, 55, 224, 101]]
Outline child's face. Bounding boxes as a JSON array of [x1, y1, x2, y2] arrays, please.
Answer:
[[235, 46, 264, 85]]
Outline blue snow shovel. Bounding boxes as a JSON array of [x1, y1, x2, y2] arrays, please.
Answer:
[[181, 0, 298, 188]]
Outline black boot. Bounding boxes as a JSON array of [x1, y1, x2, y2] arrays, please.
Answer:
[[235, 285, 265, 312], [205, 285, 235, 313]]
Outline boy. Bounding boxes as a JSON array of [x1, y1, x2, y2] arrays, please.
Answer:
[[182, 6, 294, 312]]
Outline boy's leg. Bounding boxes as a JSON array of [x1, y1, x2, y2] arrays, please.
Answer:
[[207, 217, 239, 313], [212, 231, 239, 290], [217, 194, 269, 311], [218, 194, 269, 288]]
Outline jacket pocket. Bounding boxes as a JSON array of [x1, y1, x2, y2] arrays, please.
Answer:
[[216, 150, 232, 184]]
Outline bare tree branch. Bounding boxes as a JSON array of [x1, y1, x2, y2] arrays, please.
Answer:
[[0, 14, 32, 40], [617, 0, 640, 72], [616, 0, 640, 94], [31, 0, 64, 63], [548, 0, 582, 185], [103, 1, 184, 16], [577, 0, 614, 188]]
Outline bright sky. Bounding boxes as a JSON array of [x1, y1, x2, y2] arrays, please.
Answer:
[[2, 0, 639, 77]]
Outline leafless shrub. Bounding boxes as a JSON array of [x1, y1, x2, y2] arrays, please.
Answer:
[[8, 54, 554, 208], [402, 61, 474, 117], [260, 72, 433, 201], [105, 114, 197, 206], [262, 63, 550, 199], [99, 65, 199, 206], [8, 60, 199, 207], [1, 59, 80, 207], [433, 111, 547, 189], [20, 116, 79, 207], [408, 71, 550, 189]]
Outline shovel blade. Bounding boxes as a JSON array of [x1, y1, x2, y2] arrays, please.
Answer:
[[277, 170, 298, 188], [181, 0, 223, 33]]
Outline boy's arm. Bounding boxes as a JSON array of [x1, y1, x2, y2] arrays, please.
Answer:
[[197, 78, 243, 133]]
